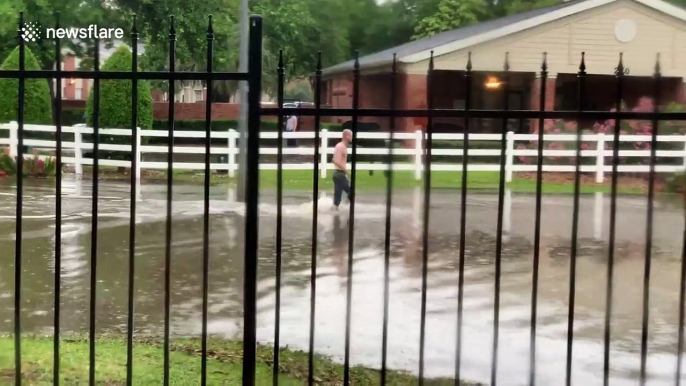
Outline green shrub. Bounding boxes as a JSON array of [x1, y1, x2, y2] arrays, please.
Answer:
[[148, 119, 343, 149], [151, 119, 341, 133], [86, 46, 153, 160], [61, 108, 86, 126], [665, 171, 686, 194], [0, 148, 16, 175], [0, 46, 53, 125]]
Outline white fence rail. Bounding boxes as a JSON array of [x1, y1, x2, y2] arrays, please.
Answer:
[[1, 121, 686, 183]]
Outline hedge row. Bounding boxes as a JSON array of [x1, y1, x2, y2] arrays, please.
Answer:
[[151, 119, 343, 132]]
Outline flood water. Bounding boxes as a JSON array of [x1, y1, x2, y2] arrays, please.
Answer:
[[0, 176, 684, 385]]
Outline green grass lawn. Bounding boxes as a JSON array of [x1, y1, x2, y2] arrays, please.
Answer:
[[257, 170, 644, 194], [163, 170, 645, 194], [78, 167, 647, 194], [0, 336, 468, 385]]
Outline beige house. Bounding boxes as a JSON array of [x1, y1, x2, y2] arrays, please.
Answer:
[[321, 0, 686, 133]]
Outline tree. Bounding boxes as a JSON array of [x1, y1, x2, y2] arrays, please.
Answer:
[[412, 0, 487, 40], [112, 0, 240, 101], [501, 0, 561, 15], [86, 45, 153, 130], [0, 46, 52, 124], [284, 81, 313, 102], [114, 0, 351, 99], [253, 0, 348, 95]]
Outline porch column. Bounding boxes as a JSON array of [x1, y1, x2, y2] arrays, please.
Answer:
[[529, 75, 556, 132]]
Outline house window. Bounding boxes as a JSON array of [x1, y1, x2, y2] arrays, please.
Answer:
[[195, 90, 203, 102], [75, 88, 82, 100], [182, 94, 186, 102], [61, 87, 66, 99]]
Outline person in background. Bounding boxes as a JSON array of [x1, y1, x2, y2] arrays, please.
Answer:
[[332, 129, 353, 210], [285, 114, 298, 147]]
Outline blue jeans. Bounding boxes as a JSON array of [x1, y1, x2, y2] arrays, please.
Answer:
[[333, 171, 351, 207]]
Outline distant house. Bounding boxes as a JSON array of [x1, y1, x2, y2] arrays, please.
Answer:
[[321, 0, 686, 133], [56, 40, 208, 103], [56, 40, 146, 102]]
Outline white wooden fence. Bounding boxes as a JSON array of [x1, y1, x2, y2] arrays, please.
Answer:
[[1, 121, 686, 183]]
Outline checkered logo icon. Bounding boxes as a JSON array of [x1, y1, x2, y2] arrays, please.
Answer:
[[22, 22, 40, 43]]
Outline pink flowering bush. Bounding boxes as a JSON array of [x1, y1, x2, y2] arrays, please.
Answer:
[[23, 149, 56, 177], [0, 147, 58, 177], [517, 119, 601, 166], [518, 97, 686, 166]]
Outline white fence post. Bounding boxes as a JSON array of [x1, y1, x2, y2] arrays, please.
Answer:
[[505, 131, 515, 182], [8, 121, 17, 158], [682, 133, 686, 171], [74, 127, 83, 176], [414, 129, 423, 180], [594, 192, 603, 240], [596, 133, 605, 183], [228, 129, 236, 178], [320, 128, 328, 179], [413, 185, 421, 229], [135, 128, 142, 179]]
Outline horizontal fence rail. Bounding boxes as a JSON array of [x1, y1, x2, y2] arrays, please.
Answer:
[[3, 122, 685, 183]]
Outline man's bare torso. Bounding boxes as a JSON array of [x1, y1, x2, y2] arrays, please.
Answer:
[[333, 142, 347, 171]]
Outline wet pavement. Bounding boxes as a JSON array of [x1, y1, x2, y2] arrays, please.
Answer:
[[0, 176, 684, 385]]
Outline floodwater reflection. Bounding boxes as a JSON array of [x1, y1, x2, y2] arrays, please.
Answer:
[[0, 176, 684, 385]]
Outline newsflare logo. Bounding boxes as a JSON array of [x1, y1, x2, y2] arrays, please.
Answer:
[[21, 22, 41, 43], [21, 22, 124, 43]]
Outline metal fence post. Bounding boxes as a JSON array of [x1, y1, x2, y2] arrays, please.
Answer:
[[242, 14, 262, 386], [505, 130, 515, 182], [8, 121, 18, 158], [135, 128, 142, 179], [229, 129, 237, 177], [74, 127, 83, 176], [596, 133, 605, 183], [320, 128, 328, 179], [415, 129, 422, 180]]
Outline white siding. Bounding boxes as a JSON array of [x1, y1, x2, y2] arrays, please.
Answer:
[[407, 0, 686, 77]]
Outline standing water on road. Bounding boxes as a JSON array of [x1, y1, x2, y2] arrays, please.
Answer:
[[0, 176, 684, 385]]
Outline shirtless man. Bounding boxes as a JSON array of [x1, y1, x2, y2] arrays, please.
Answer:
[[332, 129, 353, 210]]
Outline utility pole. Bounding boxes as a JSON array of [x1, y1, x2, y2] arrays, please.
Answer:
[[237, 0, 249, 202]]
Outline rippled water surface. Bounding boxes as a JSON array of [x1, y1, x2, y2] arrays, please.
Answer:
[[0, 176, 684, 385]]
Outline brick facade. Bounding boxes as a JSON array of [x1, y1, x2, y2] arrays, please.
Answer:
[[677, 82, 686, 104], [529, 77, 557, 132], [61, 55, 91, 101], [154, 102, 240, 120], [62, 100, 86, 109]]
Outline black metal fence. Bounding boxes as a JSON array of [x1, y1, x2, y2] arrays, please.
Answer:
[[1, 10, 686, 386]]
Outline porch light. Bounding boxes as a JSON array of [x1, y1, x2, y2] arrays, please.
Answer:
[[69, 79, 76, 85], [485, 76, 501, 90]]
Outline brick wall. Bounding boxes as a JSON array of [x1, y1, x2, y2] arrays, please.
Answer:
[[154, 102, 240, 120], [62, 99, 86, 109], [529, 77, 557, 132]]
